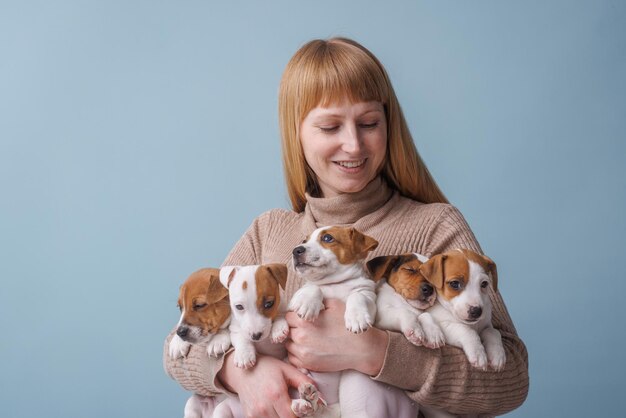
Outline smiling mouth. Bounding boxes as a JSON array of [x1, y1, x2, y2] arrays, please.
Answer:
[[334, 159, 366, 169]]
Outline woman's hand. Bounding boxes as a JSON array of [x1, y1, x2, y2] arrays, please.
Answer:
[[218, 352, 314, 418], [285, 298, 389, 376]]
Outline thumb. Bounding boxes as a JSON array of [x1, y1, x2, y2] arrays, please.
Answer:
[[282, 363, 314, 390]]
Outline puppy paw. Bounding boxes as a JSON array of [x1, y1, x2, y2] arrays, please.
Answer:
[[466, 346, 488, 370], [488, 346, 507, 371], [291, 383, 326, 416], [422, 324, 446, 349], [233, 347, 256, 369], [291, 399, 314, 417], [403, 325, 425, 346], [344, 310, 372, 333], [271, 319, 290, 344], [290, 299, 324, 322], [168, 335, 192, 359], [206, 333, 231, 357], [299, 382, 326, 407]]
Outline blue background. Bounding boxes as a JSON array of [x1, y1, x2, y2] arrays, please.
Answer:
[[1, 1, 624, 417]]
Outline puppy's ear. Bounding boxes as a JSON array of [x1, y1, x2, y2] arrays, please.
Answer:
[[419, 254, 447, 289], [349, 228, 379, 257], [219, 266, 238, 288], [264, 263, 288, 290], [366, 255, 400, 282], [479, 254, 498, 291], [206, 272, 230, 303]]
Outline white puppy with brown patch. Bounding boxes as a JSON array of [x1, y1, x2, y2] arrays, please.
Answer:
[[219, 263, 326, 418], [289, 226, 419, 418], [419, 249, 506, 371]]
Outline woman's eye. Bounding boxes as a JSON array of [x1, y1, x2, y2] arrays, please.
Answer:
[[359, 121, 379, 129], [263, 300, 275, 309], [481, 281, 489, 289], [449, 280, 462, 290], [322, 234, 334, 243], [235, 304, 244, 311], [320, 126, 339, 133]]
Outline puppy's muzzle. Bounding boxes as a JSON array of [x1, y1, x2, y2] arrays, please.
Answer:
[[420, 284, 434, 299], [468, 306, 483, 320], [177, 325, 189, 339]]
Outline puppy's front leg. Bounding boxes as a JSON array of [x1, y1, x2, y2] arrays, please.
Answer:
[[288, 285, 324, 321], [168, 334, 192, 359], [417, 312, 445, 349], [377, 306, 425, 346], [271, 315, 290, 343], [442, 323, 487, 370], [481, 326, 506, 371], [206, 328, 232, 357], [345, 289, 376, 333], [230, 329, 257, 369]]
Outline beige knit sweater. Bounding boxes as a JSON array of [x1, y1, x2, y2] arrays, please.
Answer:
[[163, 177, 529, 416]]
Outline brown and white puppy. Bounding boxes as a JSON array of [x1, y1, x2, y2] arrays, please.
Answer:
[[167, 268, 232, 418], [168, 268, 231, 359], [367, 253, 445, 348], [290, 226, 420, 418], [289, 226, 379, 332], [419, 249, 506, 371], [218, 263, 326, 418], [218, 264, 289, 369]]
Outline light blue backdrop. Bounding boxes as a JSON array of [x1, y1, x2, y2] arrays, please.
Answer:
[[1, 1, 624, 417]]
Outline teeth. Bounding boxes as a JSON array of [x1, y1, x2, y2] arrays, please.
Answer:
[[336, 160, 365, 168]]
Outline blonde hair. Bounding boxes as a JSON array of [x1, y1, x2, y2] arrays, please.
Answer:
[[279, 37, 448, 212]]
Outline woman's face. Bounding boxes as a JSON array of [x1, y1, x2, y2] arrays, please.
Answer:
[[300, 100, 387, 198]]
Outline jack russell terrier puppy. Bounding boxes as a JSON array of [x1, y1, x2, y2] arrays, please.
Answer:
[[367, 253, 445, 349], [289, 226, 420, 418], [419, 249, 506, 372], [218, 263, 326, 418], [167, 268, 232, 418]]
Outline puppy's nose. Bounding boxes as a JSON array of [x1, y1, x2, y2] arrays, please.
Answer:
[[293, 246, 306, 256], [251, 332, 262, 341], [468, 306, 483, 319], [176, 326, 189, 338], [421, 284, 433, 297]]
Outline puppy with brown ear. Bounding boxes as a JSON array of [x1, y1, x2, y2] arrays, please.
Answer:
[[367, 253, 445, 349], [419, 249, 506, 371], [168, 268, 232, 360], [167, 268, 233, 418]]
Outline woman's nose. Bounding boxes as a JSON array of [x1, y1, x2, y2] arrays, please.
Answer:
[[340, 124, 362, 153]]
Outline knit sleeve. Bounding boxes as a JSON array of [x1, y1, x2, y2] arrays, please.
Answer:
[[373, 205, 529, 416], [162, 212, 272, 396]]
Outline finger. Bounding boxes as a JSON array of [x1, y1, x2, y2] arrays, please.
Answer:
[[286, 352, 304, 370], [274, 394, 297, 418], [285, 311, 305, 326], [282, 362, 315, 389]]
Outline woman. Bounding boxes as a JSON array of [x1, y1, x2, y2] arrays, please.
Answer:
[[164, 37, 529, 418]]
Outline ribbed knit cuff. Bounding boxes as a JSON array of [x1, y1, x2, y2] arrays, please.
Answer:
[[163, 331, 233, 397], [372, 331, 440, 391]]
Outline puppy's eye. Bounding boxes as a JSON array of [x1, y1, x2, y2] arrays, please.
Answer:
[[321, 234, 334, 243], [235, 304, 244, 311], [481, 281, 489, 289], [263, 300, 274, 310], [193, 303, 207, 311], [403, 267, 417, 274], [448, 280, 463, 290]]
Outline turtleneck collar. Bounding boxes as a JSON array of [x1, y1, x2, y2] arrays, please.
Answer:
[[304, 177, 394, 227]]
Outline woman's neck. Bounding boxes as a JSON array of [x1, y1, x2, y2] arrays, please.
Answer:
[[305, 177, 393, 227]]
